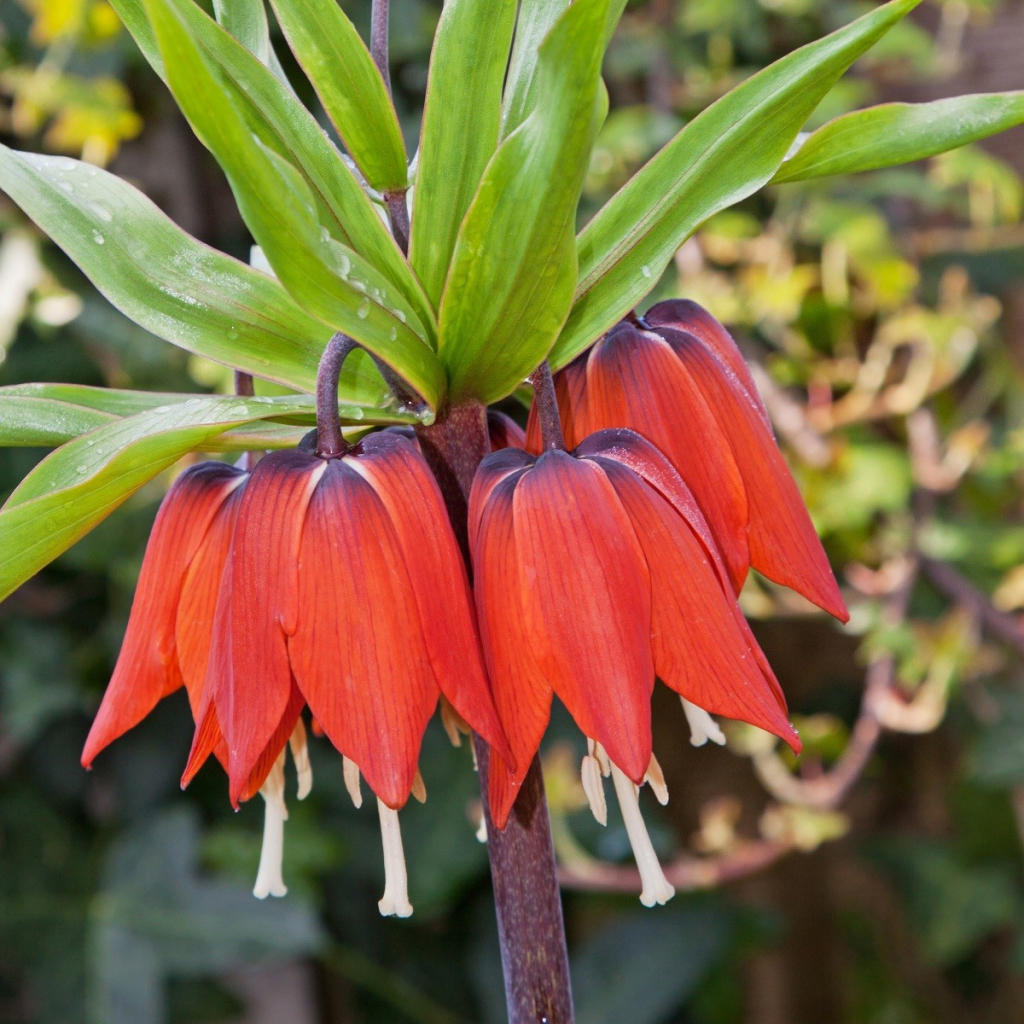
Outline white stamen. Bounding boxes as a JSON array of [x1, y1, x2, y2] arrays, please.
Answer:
[[609, 762, 675, 908], [440, 699, 468, 748], [588, 737, 611, 776], [289, 719, 313, 800], [644, 753, 669, 806], [343, 756, 363, 808], [411, 769, 427, 804], [476, 810, 488, 843], [681, 698, 726, 747], [377, 799, 413, 918], [253, 751, 288, 899], [581, 753, 608, 825]]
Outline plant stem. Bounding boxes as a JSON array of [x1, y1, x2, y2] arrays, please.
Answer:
[[528, 363, 566, 452], [417, 405, 575, 1024], [316, 333, 357, 458], [370, 0, 391, 94], [384, 190, 411, 254]]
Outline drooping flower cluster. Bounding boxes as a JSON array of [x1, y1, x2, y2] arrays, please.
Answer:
[[85, 302, 847, 910], [84, 432, 509, 914]]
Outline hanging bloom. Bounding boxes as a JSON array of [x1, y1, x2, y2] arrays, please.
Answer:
[[185, 432, 510, 915], [469, 425, 799, 905], [526, 300, 848, 621], [82, 431, 508, 915]]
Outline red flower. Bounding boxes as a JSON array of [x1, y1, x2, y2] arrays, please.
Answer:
[[469, 427, 799, 904], [487, 409, 526, 451], [83, 434, 508, 914], [527, 300, 848, 621]]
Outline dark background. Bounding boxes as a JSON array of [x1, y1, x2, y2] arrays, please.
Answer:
[[2, 1, 1024, 1021]]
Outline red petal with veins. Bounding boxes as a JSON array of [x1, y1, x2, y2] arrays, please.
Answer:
[[487, 410, 526, 452], [289, 459, 437, 809], [660, 327, 848, 621], [513, 451, 654, 786], [469, 466, 551, 828], [349, 433, 513, 768], [579, 323, 750, 591], [597, 457, 799, 750], [81, 462, 245, 768], [210, 449, 324, 805], [644, 299, 773, 432]]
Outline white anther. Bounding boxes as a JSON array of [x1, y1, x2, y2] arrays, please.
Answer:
[[581, 753, 608, 825], [644, 753, 669, 806], [476, 810, 488, 843], [377, 799, 413, 918], [289, 719, 313, 800], [343, 756, 363, 808], [588, 737, 611, 776], [681, 698, 726, 747], [440, 699, 468, 748], [253, 750, 288, 899], [609, 762, 675, 908]]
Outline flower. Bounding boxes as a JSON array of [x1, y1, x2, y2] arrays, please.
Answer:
[[469, 426, 799, 905], [84, 434, 509, 915], [527, 300, 848, 621], [487, 409, 526, 451]]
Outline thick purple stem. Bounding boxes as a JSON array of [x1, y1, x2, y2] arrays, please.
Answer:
[[417, 404, 575, 1024], [528, 363, 566, 452], [316, 333, 357, 458], [371, 0, 391, 94]]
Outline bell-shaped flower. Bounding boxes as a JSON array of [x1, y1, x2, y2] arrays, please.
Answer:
[[469, 426, 799, 906], [185, 432, 510, 914], [527, 300, 847, 621]]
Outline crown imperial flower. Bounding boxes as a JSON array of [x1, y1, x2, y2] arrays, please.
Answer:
[[528, 301, 849, 621], [469, 420, 799, 905]]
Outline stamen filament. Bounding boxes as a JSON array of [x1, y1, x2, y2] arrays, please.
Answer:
[[609, 762, 675, 908], [253, 751, 288, 899], [289, 719, 313, 800], [377, 799, 413, 918], [343, 756, 363, 808], [581, 752, 608, 825], [681, 698, 726, 747]]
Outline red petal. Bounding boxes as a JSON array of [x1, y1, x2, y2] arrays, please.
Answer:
[[644, 299, 773, 432], [598, 457, 800, 751], [212, 450, 324, 805], [487, 410, 526, 451], [660, 328, 848, 621], [578, 323, 750, 591], [289, 459, 437, 809], [513, 452, 654, 785], [81, 462, 245, 767], [350, 433, 513, 768], [469, 468, 552, 828]]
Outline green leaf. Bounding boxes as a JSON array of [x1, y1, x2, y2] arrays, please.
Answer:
[[107, 0, 431, 328], [409, 0, 517, 309], [0, 397, 113, 447], [551, 0, 921, 368], [772, 92, 1024, 184], [0, 395, 317, 601], [0, 145, 337, 395], [501, 0, 624, 139], [212, 0, 273, 65], [268, 0, 407, 192], [145, 0, 444, 410], [438, 0, 611, 405]]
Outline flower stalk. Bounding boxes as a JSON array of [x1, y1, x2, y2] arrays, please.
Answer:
[[528, 362, 566, 452], [316, 332, 357, 458]]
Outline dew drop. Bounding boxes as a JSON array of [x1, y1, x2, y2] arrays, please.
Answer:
[[91, 230, 105, 245], [58, 180, 74, 194], [389, 327, 397, 341], [357, 300, 370, 319], [75, 464, 88, 475], [394, 310, 406, 324], [90, 203, 113, 223], [640, 265, 652, 279]]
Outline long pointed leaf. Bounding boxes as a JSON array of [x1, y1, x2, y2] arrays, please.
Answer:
[[409, 0, 517, 309], [772, 91, 1024, 183], [438, 0, 611, 405], [0, 397, 311, 601], [0, 146, 343, 396], [551, 0, 921, 367], [145, 0, 444, 409], [108, 0, 433, 331], [268, 0, 407, 192]]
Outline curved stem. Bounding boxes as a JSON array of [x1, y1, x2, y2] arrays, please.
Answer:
[[316, 333, 357, 458], [528, 362, 566, 452], [371, 0, 391, 94]]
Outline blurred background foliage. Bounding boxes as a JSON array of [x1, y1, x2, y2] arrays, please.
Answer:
[[2, 0, 1024, 1021]]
